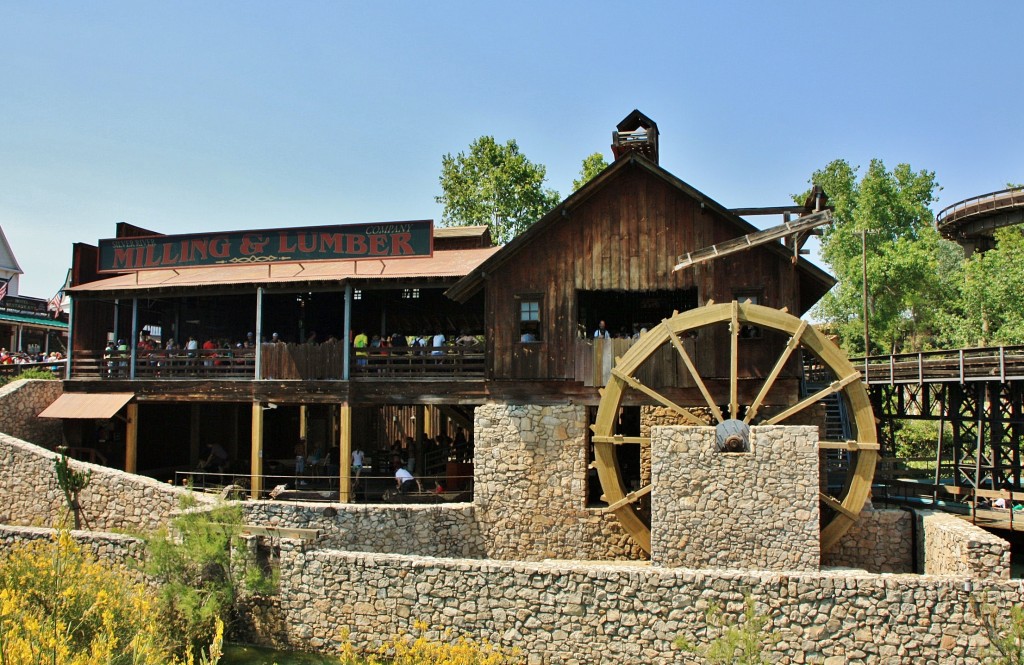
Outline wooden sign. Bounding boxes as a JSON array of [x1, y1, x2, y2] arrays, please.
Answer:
[[97, 220, 433, 273]]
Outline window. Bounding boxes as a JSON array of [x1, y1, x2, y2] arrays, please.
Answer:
[[734, 291, 762, 339], [402, 288, 420, 299], [517, 296, 541, 342], [353, 289, 362, 300]]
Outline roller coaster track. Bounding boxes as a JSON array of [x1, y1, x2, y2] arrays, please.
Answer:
[[936, 187, 1024, 254]]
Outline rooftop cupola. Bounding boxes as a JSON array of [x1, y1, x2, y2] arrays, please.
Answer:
[[611, 109, 659, 164]]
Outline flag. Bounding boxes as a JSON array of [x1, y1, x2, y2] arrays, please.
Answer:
[[0, 277, 9, 303], [48, 269, 71, 317]]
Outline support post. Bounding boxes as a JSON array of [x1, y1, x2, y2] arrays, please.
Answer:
[[129, 298, 138, 380], [255, 287, 263, 379], [251, 402, 264, 499], [343, 283, 352, 380], [338, 403, 352, 503], [64, 296, 74, 380], [125, 402, 138, 474]]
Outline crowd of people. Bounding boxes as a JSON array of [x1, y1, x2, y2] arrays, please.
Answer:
[[0, 349, 64, 365]]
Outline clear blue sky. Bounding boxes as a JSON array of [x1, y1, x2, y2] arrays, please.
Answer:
[[2, 1, 1021, 297]]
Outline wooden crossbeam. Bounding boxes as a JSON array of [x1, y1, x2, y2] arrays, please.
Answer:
[[601, 484, 653, 513], [819, 492, 858, 521], [674, 209, 833, 270]]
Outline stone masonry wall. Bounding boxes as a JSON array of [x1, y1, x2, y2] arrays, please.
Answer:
[[0, 433, 214, 531], [243, 500, 484, 557], [918, 510, 1010, 579], [473, 402, 644, 561], [651, 425, 820, 571], [0, 378, 63, 448], [0, 524, 148, 583], [259, 542, 1023, 664], [822, 507, 915, 573]]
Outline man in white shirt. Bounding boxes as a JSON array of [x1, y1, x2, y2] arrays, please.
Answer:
[[431, 332, 446, 356], [594, 320, 611, 339], [395, 465, 421, 494]]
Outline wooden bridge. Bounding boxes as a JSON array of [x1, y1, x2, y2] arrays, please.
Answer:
[[859, 346, 1024, 531]]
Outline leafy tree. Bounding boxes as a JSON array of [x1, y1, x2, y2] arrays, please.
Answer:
[[436, 136, 560, 244], [938, 226, 1024, 347], [803, 159, 959, 354], [572, 152, 609, 191]]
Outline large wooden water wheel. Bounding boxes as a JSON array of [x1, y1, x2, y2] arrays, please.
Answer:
[[590, 301, 878, 554]]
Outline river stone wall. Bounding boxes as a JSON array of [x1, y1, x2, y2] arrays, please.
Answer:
[[0, 432, 214, 531], [257, 540, 1020, 664], [243, 500, 484, 557], [473, 402, 644, 561], [0, 378, 63, 447], [918, 510, 1010, 579], [651, 425, 819, 571], [822, 507, 915, 573]]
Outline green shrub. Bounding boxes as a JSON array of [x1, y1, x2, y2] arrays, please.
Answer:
[[145, 504, 273, 656], [674, 595, 773, 665], [0, 530, 222, 664], [892, 419, 949, 459]]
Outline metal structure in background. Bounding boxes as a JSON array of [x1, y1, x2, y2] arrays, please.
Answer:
[[863, 347, 1024, 526]]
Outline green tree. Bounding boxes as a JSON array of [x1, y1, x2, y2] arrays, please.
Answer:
[[436, 136, 560, 244], [803, 159, 959, 354], [572, 152, 609, 191], [938, 226, 1024, 347]]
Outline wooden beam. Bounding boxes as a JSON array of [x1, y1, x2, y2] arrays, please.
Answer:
[[591, 435, 650, 445], [250, 403, 264, 500], [601, 484, 653, 514], [674, 209, 833, 270], [819, 440, 881, 451], [338, 403, 352, 503], [820, 492, 858, 521], [124, 402, 138, 474]]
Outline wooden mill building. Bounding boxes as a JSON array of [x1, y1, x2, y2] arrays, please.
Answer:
[[49, 110, 835, 501]]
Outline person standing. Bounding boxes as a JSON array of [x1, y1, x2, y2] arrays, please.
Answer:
[[353, 330, 369, 366], [593, 320, 611, 339]]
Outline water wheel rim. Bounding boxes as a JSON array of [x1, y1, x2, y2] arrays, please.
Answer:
[[590, 302, 877, 555]]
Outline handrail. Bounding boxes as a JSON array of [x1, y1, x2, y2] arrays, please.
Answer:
[[850, 345, 1024, 384], [936, 187, 1024, 226]]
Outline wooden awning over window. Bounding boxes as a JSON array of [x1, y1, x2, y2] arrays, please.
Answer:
[[38, 393, 134, 419]]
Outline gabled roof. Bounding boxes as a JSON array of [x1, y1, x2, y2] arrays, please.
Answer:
[[0, 226, 24, 275], [445, 152, 835, 309]]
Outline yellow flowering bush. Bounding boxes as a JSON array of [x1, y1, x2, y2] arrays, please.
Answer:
[[0, 531, 221, 665], [338, 621, 522, 665]]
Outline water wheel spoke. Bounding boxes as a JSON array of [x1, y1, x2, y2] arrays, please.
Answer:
[[610, 368, 706, 425], [601, 483, 653, 514], [745, 320, 808, 424], [730, 301, 739, 419], [819, 491, 858, 520], [764, 372, 861, 425], [666, 328, 724, 423]]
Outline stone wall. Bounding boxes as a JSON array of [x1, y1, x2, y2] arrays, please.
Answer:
[[243, 500, 484, 557], [822, 507, 915, 573], [651, 425, 820, 571], [918, 510, 1010, 579], [473, 403, 644, 561], [0, 524, 147, 582], [0, 378, 63, 447], [254, 542, 1021, 664], [0, 433, 214, 531]]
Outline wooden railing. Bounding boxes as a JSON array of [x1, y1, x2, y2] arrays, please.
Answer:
[[71, 342, 485, 381], [852, 346, 1024, 385], [72, 349, 256, 379], [936, 187, 1024, 227]]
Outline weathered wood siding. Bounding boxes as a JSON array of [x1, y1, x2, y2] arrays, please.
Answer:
[[486, 164, 806, 382]]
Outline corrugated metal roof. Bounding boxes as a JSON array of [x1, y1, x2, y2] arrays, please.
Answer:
[[38, 392, 134, 419], [434, 226, 489, 238], [69, 246, 501, 294], [0, 312, 68, 329]]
